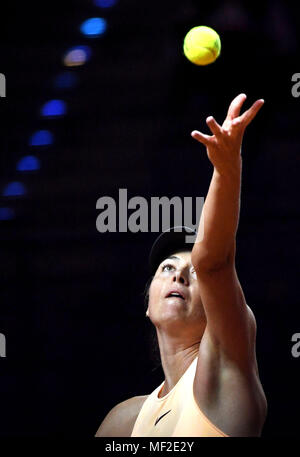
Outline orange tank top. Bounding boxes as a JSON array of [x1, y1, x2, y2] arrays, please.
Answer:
[[131, 356, 228, 437]]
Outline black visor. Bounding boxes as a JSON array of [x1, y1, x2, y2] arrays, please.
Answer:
[[148, 226, 196, 275]]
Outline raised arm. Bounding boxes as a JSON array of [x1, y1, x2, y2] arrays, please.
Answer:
[[192, 93, 264, 269], [191, 93, 264, 366]]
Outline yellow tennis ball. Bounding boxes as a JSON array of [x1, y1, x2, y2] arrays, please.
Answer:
[[183, 26, 221, 65]]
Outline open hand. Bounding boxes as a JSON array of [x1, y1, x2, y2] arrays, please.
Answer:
[[191, 94, 264, 173]]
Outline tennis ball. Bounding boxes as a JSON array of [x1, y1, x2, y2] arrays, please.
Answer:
[[183, 26, 221, 65]]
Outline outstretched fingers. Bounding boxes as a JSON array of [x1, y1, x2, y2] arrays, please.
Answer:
[[226, 93, 247, 121], [191, 130, 211, 146], [191, 96, 264, 146], [239, 99, 264, 127], [206, 116, 222, 136], [191, 116, 222, 146]]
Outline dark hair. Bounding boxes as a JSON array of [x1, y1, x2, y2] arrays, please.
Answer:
[[143, 276, 161, 370]]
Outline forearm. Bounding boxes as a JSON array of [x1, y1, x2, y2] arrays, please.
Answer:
[[192, 158, 242, 269], [190, 94, 263, 269]]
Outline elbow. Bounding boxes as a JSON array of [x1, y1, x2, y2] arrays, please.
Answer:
[[191, 244, 234, 274], [194, 258, 231, 275]]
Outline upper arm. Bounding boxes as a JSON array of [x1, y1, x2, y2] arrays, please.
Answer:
[[194, 252, 257, 368], [95, 396, 147, 437]]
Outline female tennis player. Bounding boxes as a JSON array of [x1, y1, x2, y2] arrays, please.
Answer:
[[95, 93, 267, 437]]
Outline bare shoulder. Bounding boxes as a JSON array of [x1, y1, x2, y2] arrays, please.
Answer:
[[95, 395, 149, 437]]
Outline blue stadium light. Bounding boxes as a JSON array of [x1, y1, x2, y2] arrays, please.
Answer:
[[80, 17, 107, 37], [94, 0, 118, 7], [2, 182, 26, 197], [17, 156, 40, 172], [0, 207, 15, 220], [63, 45, 92, 67], [54, 72, 79, 89], [40, 99, 67, 117], [29, 130, 53, 146]]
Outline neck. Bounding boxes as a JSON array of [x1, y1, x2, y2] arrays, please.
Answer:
[[156, 330, 202, 397]]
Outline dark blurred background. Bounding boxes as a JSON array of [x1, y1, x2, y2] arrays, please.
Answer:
[[0, 0, 299, 437]]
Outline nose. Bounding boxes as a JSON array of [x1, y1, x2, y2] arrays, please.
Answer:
[[172, 268, 189, 286]]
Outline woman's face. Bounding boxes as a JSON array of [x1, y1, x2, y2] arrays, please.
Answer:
[[146, 250, 206, 329]]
